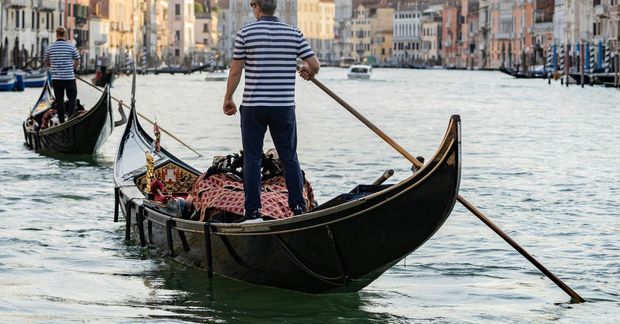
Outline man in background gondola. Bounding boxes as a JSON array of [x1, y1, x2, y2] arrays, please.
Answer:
[[45, 26, 80, 123], [222, 0, 320, 223]]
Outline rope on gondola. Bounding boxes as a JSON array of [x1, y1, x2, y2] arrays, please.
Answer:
[[274, 230, 348, 286]]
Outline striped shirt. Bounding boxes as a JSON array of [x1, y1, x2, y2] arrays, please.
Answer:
[[45, 40, 80, 80], [233, 16, 314, 109]]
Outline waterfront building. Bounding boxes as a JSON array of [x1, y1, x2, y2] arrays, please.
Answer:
[[334, 0, 353, 64], [89, 0, 110, 67], [138, 0, 170, 68], [350, 3, 394, 64], [478, 0, 492, 68], [64, 0, 90, 68], [421, 5, 442, 65], [532, 0, 554, 66], [297, 0, 335, 64], [460, 0, 480, 69], [195, 1, 213, 49], [441, 0, 460, 68], [0, 0, 63, 68], [512, 0, 534, 70], [393, 2, 424, 66], [488, 0, 514, 69], [592, 0, 619, 54], [318, 0, 335, 64], [167, 0, 195, 66]]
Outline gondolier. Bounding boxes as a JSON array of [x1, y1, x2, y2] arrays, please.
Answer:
[[44, 26, 80, 123], [222, 0, 320, 222]]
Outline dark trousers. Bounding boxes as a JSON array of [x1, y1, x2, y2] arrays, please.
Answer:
[[240, 106, 306, 214], [52, 79, 77, 123]]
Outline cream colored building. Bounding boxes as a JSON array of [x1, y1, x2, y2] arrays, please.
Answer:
[[421, 6, 442, 64], [350, 4, 394, 65], [140, 0, 169, 67], [318, 0, 335, 63], [111, 0, 134, 65], [167, 0, 195, 65], [298, 0, 334, 62]]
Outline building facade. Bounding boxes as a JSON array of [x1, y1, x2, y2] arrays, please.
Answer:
[[0, 0, 63, 68], [421, 5, 442, 65], [442, 0, 460, 68], [334, 0, 353, 63], [167, 0, 195, 66], [393, 5, 423, 65]]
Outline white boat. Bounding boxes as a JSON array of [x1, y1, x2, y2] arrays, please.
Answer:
[[347, 64, 372, 80]]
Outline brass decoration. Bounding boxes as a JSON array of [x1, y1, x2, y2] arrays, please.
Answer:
[[145, 151, 155, 193]]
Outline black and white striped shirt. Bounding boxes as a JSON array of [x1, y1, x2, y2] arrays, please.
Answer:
[[45, 40, 80, 80], [233, 16, 314, 109]]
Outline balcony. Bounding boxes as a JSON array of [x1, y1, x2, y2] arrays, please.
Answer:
[[6, 0, 28, 8], [610, 5, 620, 19], [595, 4, 609, 18], [94, 34, 108, 46], [32, 0, 56, 11], [496, 32, 511, 40], [121, 22, 131, 32]]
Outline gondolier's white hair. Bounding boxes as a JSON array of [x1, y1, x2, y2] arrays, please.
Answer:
[[256, 0, 277, 15]]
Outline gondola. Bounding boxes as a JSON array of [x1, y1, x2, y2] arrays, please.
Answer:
[[114, 94, 462, 293], [22, 79, 126, 154], [499, 66, 545, 79], [93, 69, 115, 87]]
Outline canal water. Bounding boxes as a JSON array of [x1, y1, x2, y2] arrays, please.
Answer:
[[0, 68, 619, 322]]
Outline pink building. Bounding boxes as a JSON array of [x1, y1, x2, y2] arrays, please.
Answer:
[[441, 1, 460, 68]]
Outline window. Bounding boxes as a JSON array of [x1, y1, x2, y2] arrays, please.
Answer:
[[175, 49, 180, 57], [175, 4, 181, 16], [203, 23, 209, 32], [16, 9, 20, 28], [203, 38, 209, 45]]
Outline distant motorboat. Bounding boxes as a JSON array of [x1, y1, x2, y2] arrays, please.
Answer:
[[347, 64, 372, 80]]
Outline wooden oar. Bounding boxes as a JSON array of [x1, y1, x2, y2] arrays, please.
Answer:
[[308, 76, 585, 303], [76, 75, 202, 157]]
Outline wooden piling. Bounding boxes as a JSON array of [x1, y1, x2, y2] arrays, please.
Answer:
[[580, 43, 584, 88]]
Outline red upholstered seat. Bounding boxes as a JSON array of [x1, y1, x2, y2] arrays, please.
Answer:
[[189, 173, 315, 221]]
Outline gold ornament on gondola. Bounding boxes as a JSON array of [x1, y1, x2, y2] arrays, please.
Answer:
[[145, 151, 155, 193]]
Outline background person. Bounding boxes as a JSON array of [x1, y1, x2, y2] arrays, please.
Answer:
[[44, 27, 80, 123]]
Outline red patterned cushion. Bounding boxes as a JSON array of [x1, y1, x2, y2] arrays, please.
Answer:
[[189, 173, 315, 221]]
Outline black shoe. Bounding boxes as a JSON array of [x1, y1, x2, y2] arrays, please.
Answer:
[[292, 205, 305, 216], [235, 209, 263, 224]]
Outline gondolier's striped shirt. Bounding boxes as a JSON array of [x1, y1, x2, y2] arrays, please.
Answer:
[[44, 40, 80, 80], [233, 16, 314, 109]]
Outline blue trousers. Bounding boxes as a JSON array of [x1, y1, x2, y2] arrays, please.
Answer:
[[240, 106, 306, 214]]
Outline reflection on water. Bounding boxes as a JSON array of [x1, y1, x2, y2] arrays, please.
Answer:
[[0, 68, 619, 322]]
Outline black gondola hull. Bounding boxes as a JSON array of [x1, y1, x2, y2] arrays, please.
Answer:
[[23, 80, 114, 154], [114, 105, 461, 294]]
